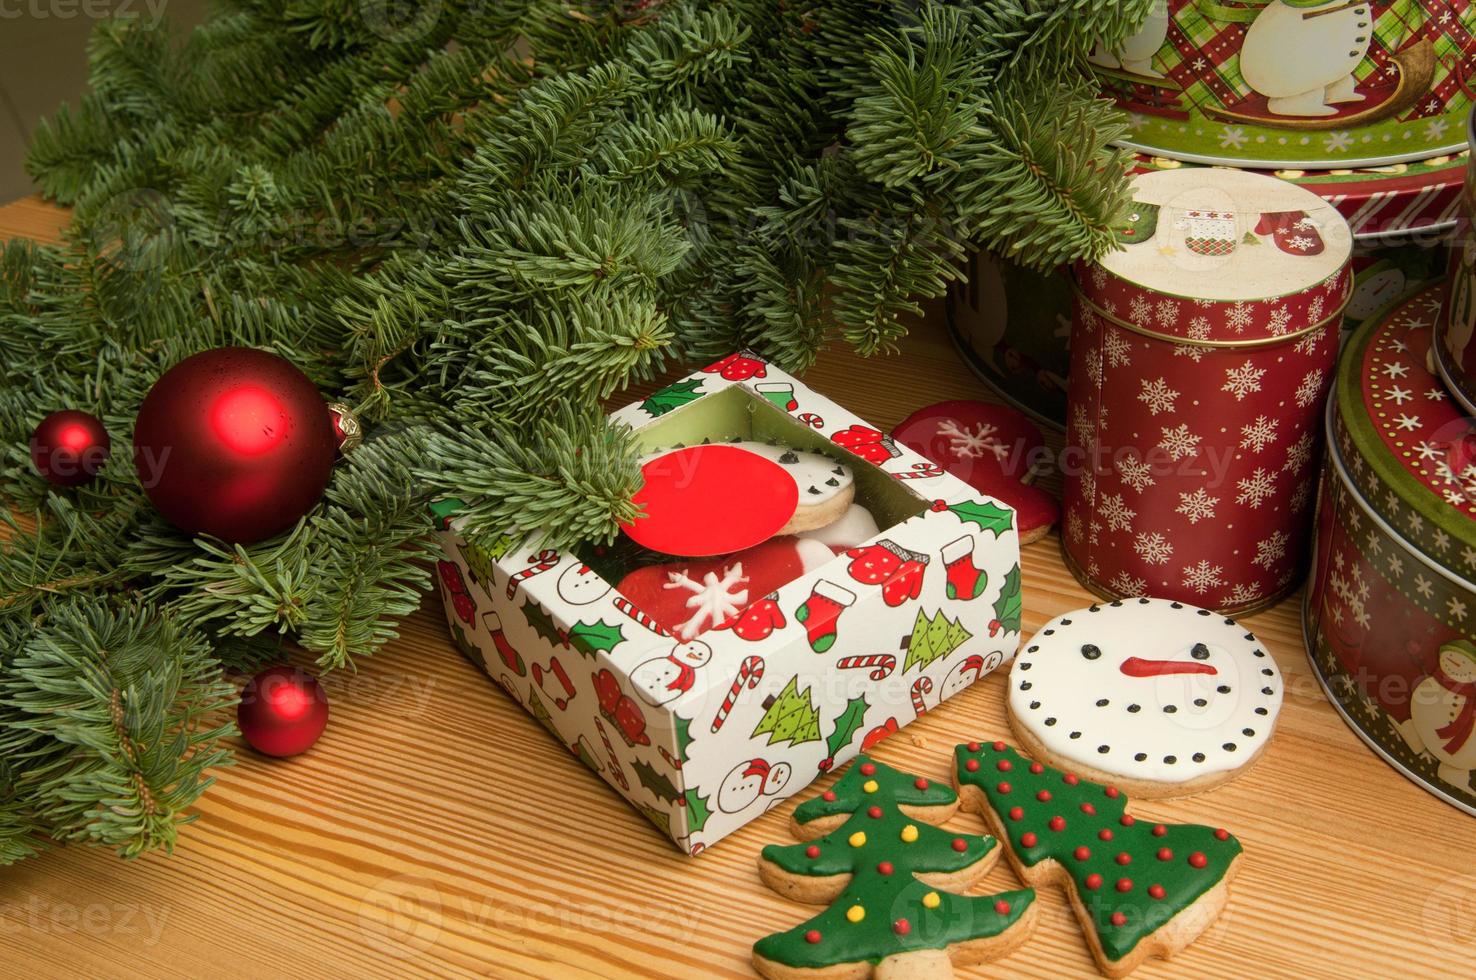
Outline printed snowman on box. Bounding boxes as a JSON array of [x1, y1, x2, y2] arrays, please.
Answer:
[[432, 352, 1024, 854]]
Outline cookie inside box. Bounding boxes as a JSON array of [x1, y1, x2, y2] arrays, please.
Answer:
[[576, 384, 927, 641]]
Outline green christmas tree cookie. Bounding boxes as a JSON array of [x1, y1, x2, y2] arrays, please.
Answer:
[[753, 755, 1036, 979], [954, 741, 1243, 978]]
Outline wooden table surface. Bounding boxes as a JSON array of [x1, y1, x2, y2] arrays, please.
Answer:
[[2, 195, 1474, 979]]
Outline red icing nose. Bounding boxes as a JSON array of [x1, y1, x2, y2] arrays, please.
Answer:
[[1119, 657, 1218, 678]]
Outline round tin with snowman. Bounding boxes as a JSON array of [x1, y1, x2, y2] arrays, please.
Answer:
[[1305, 280, 1476, 816], [1091, 0, 1476, 169]]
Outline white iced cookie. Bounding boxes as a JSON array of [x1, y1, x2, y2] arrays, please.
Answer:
[[1007, 597, 1283, 798], [729, 441, 855, 533], [796, 502, 879, 549]]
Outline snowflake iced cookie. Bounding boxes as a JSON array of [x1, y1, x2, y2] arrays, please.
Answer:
[[1006, 598, 1283, 798], [752, 756, 1037, 980], [954, 741, 1242, 978], [892, 401, 1058, 545], [616, 537, 834, 641]]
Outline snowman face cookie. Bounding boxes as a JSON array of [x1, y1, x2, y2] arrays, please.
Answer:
[[1008, 598, 1283, 796]]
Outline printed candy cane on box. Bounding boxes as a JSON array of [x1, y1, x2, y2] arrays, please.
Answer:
[[594, 718, 629, 791], [613, 596, 671, 637], [507, 550, 559, 599], [911, 676, 933, 716], [712, 655, 765, 733], [893, 461, 943, 481], [835, 653, 897, 681]]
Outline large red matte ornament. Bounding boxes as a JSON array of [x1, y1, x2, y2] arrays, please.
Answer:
[[133, 348, 338, 544], [237, 665, 330, 757], [623, 445, 798, 556], [29, 409, 111, 487]]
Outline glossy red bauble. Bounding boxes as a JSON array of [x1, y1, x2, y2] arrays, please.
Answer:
[[237, 665, 330, 757], [29, 409, 111, 487], [132, 347, 338, 544]]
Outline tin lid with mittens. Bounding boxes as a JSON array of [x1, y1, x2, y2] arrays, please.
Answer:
[[1079, 168, 1353, 345], [1332, 281, 1476, 567]]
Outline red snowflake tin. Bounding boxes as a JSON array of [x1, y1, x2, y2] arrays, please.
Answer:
[[1062, 167, 1352, 612], [1305, 281, 1476, 815]]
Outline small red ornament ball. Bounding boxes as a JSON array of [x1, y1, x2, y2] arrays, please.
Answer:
[[30, 410, 110, 487], [237, 665, 330, 757], [133, 347, 338, 544]]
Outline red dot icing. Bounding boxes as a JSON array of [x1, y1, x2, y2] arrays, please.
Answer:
[[805, 845, 821, 859], [1120, 814, 1136, 826], [997, 759, 1012, 772], [860, 763, 876, 776], [878, 861, 894, 876], [997, 782, 1012, 794], [1049, 816, 1066, 831], [868, 806, 883, 819], [822, 791, 837, 802], [1064, 773, 1080, 785], [1149, 885, 1166, 900], [1215, 828, 1230, 841], [991, 740, 1004, 751], [1080, 802, 1096, 815], [995, 900, 1011, 915], [893, 919, 910, 936], [805, 930, 821, 944], [952, 838, 968, 852], [965, 759, 981, 772], [1021, 832, 1038, 847], [1189, 852, 1208, 869], [1105, 786, 1120, 798], [1111, 911, 1127, 927], [1152, 824, 1168, 837], [1036, 790, 1052, 802], [967, 741, 981, 752], [1116, 853, 1131, 865], [1098, 828, 1114, 841], [1009, 806, 1024, 821], [1074, 846, 1091, 861], [1157, 847, 1173, 861], [1029, 762, 1044, 774], [1116, 878, 1133, 893], [1085, 873, 1103, 890], [914, 778, 929, 790]]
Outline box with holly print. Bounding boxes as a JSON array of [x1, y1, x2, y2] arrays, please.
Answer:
[[431, 352, 1024, 854]]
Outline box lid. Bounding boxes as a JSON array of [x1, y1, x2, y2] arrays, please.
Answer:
[[1080, 167, 1353, 344], [1332, 281, 1476, 569]]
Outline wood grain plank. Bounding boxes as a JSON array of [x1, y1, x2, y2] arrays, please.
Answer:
[[2, 198, 1474, 979]]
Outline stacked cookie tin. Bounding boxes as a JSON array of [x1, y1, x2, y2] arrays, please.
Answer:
[[1305, 282, 1476, 815], [1063, 167, 1353, 612], [949, 0, 1476, 426]]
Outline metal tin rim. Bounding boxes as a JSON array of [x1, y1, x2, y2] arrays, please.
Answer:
[[1073, 280, 1352, 348], [1323, 393, 1476, 593], [942, 290, 1067, 434], [1059, 535, 1300, 618], [1431, 329, 1476, 418], [1114, 137, 1473, 174], [1300, 590, 1476, 817]]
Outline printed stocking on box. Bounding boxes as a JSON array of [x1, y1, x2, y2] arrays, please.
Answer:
[[941, 535, 987, 601], [794, 580, 856, 653]]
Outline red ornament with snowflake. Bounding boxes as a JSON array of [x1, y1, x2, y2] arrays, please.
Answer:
[[1063, 169, 1349, 613]]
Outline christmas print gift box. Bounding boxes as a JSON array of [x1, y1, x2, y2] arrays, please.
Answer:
[[1063, 166, 1353, 612], [432, 354, 1024, 854], [1306, 282, 1476, 816], [1092, 0, 1476, 169]]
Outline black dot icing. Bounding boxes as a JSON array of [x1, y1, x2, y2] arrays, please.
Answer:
[[1095, 698, 1109, 707], [1191, 643, 1210, 660], [1027, 645, 1039, 653], [1223, 617, 1234, 625], [1255, 707, 1269, 716], [1045, 717, 1057, 726], [1223, 743, 1237, 752], [1134, 752, 1147, 761], [1127, 704, 1141, 713], [1081, 644, 1102, 661], [1262, 687, 1274, 695], [779, 451, 799, 464], [1261, 668, 1274, 676], [1110, 600, 1123, 607], [1243, 728, 1255, 737], [1029, 701, 1041, 710], [1098, 745, 1110, 754], [1069, 731, 1081, 739], [1171, 602, 1183, 609], [1197, 609, 1211, 617], [1218, 685, 1231, 694], [1043, 629, 1055, 636], [1089, 604, 1101, 613], [1061, 619, 1073, 626], [1192, 752, 1205, 763], [1138, 598, 1149, 604], [1019, 681, 1032, 691], [1194, 698, 1207, 707], [1163, 705, 1177, 714], [1164, 755, 1176, 764]]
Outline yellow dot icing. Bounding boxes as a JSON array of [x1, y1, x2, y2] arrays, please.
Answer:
[[900, 824, 919, 843], [922, 892, 940, 909], [849, 831, 866, 847], [846, 905, 865, 923], [862, 780, 879, 793]]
